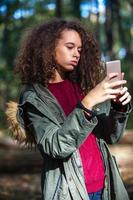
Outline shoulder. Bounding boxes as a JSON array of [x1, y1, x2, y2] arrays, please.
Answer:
[[18, 83, 55, 116], [18, 84, 44, 109], [19, 85, 35, 103]]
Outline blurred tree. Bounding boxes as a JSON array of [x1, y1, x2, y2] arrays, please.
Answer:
[[104, 0, 133, 59], [55, 0, 62, 17], [95, 0, 100, 43], [0, 0, 48, 127], [0, 0, 22, 120], [105, 0, 115, 59], [0, 0, 132, 129], [72, 0, 81, 18]]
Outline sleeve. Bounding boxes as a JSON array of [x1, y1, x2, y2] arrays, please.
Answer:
[[94, 101, 132, 144], [21, 101, 98, 159]]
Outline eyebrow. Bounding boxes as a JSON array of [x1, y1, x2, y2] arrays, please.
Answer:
[[65, 42, 82, 48]]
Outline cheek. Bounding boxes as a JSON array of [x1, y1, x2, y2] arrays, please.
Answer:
[[55, 49, 60, 62], [55, 52, 64, 65], [56, 49, 68, 62]]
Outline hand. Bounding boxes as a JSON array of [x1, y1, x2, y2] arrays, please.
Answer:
[[113, 73, 132, 105], [82, 73, 127, 109], [115, 87, 132, 105]]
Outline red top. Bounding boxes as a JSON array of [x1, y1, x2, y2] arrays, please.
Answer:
[[48, 79, 105, 193]]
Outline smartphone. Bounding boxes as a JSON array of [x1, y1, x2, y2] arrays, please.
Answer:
[[106, 60, 122, 82]]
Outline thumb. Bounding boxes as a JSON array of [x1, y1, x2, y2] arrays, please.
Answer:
[[121, 72, 124, 80]]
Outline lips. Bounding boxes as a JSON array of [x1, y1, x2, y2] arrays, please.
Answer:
[[70, 60, 78, 65]]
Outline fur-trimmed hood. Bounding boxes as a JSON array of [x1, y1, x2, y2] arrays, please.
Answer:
[[6, 101, 35, 146]]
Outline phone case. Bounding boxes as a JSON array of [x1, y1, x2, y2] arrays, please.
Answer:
[[106, 60, 121, 82]]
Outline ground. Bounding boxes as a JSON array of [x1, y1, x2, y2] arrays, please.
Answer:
[[0, 130, 133, 200]]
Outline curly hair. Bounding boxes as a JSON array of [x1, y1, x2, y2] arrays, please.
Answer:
[[15, 18, 105, 93]]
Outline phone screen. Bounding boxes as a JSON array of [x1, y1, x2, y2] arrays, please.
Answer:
[[106, 60, 121, 82]]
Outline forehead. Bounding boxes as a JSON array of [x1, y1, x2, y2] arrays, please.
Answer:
[[59, 29, 82, 45]]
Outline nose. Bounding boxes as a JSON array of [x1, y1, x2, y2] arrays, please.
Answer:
[[73, 48, 80, 59]]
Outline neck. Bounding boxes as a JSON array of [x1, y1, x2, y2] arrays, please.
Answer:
[[49, 69, 65, 83]]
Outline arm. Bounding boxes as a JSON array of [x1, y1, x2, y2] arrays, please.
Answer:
[[93, 101, 132, 144], [80, 73, 132, 144], [20, 101, 97, 159]]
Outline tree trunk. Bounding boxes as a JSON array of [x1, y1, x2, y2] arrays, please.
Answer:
[[105, 0, 114, 59], [55, 0, 62, 18], [95, 0, 100, 44], [72, 0, 81, 18]]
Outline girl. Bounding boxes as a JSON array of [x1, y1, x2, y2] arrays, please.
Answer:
[[7, 19, 132, 200]]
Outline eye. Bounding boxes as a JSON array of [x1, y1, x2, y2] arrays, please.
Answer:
[[67, 46, 73, 49]]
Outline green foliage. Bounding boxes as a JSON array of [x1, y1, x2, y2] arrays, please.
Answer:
[[0, 0, 133, 129]]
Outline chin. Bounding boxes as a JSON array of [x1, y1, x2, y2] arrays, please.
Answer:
[[65, 68, 74, 72], [66, 65, 75, 71]]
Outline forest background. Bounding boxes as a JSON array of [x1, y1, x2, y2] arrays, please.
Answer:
[[0, 1, 133, 200], [0, 0, 133, 130]]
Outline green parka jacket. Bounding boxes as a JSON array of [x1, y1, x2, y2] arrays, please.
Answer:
[[16, 83, 132, 200]]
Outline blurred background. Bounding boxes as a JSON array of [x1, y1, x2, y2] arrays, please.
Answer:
[[0, 0, 133, 200]]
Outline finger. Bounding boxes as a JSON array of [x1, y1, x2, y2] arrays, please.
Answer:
[[104, 73, 119, 82], [120, 87, 128, 95], [103, 73, 118, 82], [107, 88, 121, 95], [121, 72, 124, 80], [122, 95, 132, 105], [119, 92, 130, 102], [109, 79, 127, 88], [105, 94, 117, 101]]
